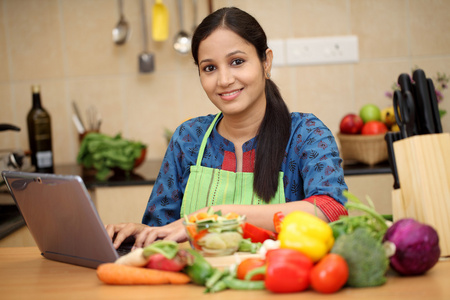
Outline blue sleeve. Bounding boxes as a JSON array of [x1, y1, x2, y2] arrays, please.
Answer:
[[286, 113, 348, 205], [141, 126, 187, 226]]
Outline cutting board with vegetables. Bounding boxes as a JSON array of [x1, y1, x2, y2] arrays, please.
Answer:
[[204, 252, 262, 269]]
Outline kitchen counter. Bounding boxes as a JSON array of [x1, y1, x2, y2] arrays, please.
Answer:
[[0, 246, 449, 300], [53, 159, 163, 189], [0, 159, 392, 243], [56, 159, 393, 188], [342, 160, 391, 176], [2, 159, 392, 190]]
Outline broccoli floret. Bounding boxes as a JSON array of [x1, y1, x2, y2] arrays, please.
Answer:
[[331, 227, 389, 287]]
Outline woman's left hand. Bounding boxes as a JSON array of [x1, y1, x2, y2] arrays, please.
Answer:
[[133, 219, 188, 248]]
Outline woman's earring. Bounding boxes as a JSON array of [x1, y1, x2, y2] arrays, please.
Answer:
[[265, 72, 271, 79]]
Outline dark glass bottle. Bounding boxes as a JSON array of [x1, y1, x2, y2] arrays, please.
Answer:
[[27, 85, 54, 173]]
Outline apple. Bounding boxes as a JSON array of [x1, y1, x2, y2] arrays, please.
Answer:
[[339, 114, 364, 134], [359, 104, 381, 123], [361, 121, 388, 135]]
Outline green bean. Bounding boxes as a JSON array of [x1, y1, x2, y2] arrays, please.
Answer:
[[223, 277, 265, 290], [206, 268, 229, 288], [207, 280, 228, 293], [238, 238, 262, 253]]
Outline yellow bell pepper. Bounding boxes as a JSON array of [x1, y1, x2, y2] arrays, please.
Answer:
[[278, 211, 334, 262]]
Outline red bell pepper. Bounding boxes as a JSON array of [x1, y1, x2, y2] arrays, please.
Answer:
[[265, 248, 314, 293], [242, 222, 277, 243], [273, 211, 285, 233], [246, 248, 314, 293]]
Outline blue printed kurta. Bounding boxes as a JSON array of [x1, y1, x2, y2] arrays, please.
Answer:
[[142, 113, 348, 226]]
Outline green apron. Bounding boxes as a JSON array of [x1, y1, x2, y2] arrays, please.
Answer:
[[181, 113, 286, 218]]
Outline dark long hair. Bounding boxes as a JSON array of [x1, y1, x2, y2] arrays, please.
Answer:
[[191, 7, 291, 203]]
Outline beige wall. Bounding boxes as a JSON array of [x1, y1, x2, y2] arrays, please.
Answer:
[[1, 0, 450, 165]]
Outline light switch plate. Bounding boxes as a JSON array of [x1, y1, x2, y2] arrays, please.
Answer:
[[286, 36, 359, 66], [268, 39, 286, 67]]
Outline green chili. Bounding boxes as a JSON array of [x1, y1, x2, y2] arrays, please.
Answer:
[[183, 249, 214, 285]]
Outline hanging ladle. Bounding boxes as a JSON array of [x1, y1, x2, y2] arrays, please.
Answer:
[[192, 0, 198, 33], [112, 0, 129, 45], [138, 0, 155, 73], [173, 0, 191, 54]]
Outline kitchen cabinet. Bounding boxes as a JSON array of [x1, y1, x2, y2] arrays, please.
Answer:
[[92, 185, 153, 225], [345, 173, 394, 216], [0, 190, 35, 247], [342, 161, 393, 216], [0, 226, 35, 247]]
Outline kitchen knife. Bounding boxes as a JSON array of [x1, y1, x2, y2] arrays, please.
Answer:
[[397, 73, 419, 135], [427, 78, 443, 134], [412, 69, 436, 134], [385, 131, 402, 189], [393, 90, 416, 139], [398, 73, 413, 94]]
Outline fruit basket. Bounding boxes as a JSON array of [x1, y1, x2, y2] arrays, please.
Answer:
[[337, 133, 388, 166]]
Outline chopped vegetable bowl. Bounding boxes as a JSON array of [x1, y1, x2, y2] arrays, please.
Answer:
[[183, 208, 245, 257]]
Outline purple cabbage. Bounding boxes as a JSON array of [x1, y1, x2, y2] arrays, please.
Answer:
[[383, 218, 440, 276]]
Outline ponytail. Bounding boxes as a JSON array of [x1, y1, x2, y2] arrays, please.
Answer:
[[254, 79, 291, 202]]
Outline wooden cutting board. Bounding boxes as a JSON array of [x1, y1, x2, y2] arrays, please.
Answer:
[[204, 252, 263, 269]]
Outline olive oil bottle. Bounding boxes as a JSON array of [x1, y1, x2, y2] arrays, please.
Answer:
[[27, 85, 54, 173]]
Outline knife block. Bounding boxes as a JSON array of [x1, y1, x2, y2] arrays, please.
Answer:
[[392, 133, 450, 257]]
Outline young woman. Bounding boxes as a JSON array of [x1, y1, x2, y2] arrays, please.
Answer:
[[107, 7, 348, 249]]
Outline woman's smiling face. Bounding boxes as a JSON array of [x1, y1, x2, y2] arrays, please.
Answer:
[[197, 28, 272, 118]]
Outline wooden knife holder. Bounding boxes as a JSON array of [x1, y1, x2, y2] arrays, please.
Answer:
[[392, 133, 450, 257]]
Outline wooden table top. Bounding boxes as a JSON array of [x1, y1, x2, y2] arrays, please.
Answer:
[[1, 247, 449, 300]]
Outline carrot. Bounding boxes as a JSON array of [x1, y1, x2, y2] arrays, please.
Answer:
[[97, 263, 191, 285], [195, 212, 209, 220], [188, 215, 197, 223], [186, 224, 197, 239], [225, 212, 240, 219]]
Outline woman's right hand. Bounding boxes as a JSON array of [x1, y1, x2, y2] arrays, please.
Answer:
[[105, 222, 149, 249], [105, 219, 188, 249]]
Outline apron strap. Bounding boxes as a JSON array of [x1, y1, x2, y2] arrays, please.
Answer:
[[196, 112, 222, 166]]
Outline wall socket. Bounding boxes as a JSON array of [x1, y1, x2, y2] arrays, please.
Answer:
[[285, 36, 359, 66]]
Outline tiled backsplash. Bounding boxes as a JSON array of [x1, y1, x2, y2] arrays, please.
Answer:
[[1, 0, 449, 165]]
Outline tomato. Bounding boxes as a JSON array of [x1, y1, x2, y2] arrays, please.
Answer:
[[361, 120, 388, 135], [236, 258, 266, 281], [310, 253, 349, 294]]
